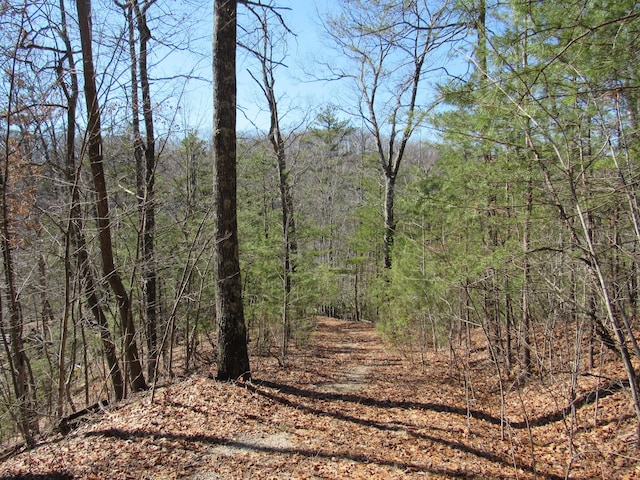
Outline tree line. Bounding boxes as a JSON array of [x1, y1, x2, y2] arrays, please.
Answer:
[[1, 0, 639, 451]]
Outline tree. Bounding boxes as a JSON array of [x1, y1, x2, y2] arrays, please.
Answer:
[[433, 0, 640, 438], [118, 0, 159, 382], [57, 0, 126, 403], [493, 0, 640, 436], [75, 0, 147, 393], [240, 1, 299, 363], [212, 0, 250, 381], [0, 4, 40, 446], [325, 0, 461, 269]]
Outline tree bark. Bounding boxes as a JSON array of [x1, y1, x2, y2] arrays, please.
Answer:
[[57, 0, 125, 405], [383, 175, 396, 270], [124, 0, 158, 382], [133, 0, 158, 383], [1, 9, 38, 445], [75, 0, 147, 393], [246, 5, 298, 363], [213, 0, 250, 381]]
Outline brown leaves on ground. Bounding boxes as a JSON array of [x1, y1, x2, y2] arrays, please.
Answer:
[[1, 317, 638, 479]]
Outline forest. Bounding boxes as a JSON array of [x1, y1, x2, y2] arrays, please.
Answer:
[[0, 0, 639, 477]]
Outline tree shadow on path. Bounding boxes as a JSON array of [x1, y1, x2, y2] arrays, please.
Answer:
[[245, 380, 571, 480], [85, 426, 484, 479], [251, 378, 626, 430]]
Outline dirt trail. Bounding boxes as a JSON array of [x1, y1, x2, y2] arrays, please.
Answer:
[[0, 317, 636, 479]]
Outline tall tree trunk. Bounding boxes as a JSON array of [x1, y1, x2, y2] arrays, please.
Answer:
[[241, 5, 298, 361], [519, 4, 532, 383], [0, 189, 36, 446], [383, 175, 396, 270], [520, 174, 532, 380], [75, 0, 147, 393], [276, 143, 295, 363], [58, 0, 125, 405], [1, 11, 37, 445], [124, 0, 158, 382], [264, 24, 297, 361], [134, 0, 158, 383], [213, 0, 250, 381]]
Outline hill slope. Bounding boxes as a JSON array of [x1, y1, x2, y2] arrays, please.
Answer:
[[0, 318, 637, 479]]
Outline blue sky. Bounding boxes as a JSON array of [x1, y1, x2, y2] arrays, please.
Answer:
[[160, 0, 463, 139], [236, 0, 337, 132], [163, 0, 339, 136]]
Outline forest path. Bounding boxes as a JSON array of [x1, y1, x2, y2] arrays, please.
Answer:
[[0, 317, 632, 479]]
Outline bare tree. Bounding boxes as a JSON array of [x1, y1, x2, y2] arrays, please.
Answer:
[[0, 4, 39, 446], [75, 0, 147, 393], [117, 0, 159, 382], [325, 0, 461, 269], [56, 0, 126, 404], [240, 2, 297, 363]]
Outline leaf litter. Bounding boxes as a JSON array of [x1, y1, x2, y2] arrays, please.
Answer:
[[0, 317, 638, 479]]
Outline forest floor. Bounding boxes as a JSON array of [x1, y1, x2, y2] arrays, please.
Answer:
[[0, 317, 639, 479]]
